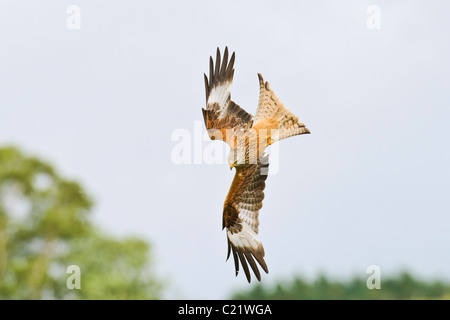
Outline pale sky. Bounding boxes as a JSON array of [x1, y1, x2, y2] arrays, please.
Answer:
[[1, 0, 449, 299]]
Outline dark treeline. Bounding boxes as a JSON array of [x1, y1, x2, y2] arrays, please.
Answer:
[[231, 272, 450, 300]]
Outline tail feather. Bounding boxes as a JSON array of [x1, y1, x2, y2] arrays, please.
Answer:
[[254, 73, 310, 143]]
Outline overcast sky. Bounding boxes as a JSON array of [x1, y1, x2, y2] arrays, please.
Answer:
[[1, 0, 449, 299]]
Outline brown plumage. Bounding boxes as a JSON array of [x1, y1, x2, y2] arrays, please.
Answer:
[[202, 47, 310, 282]]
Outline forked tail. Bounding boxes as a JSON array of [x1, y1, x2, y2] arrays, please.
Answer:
[[253, 73, 310, 144]]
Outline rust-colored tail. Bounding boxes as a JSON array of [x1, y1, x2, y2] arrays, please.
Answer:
[[253, 73, 310, 143]]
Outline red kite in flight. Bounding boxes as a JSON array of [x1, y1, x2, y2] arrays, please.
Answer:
[[202, 47, 310, 282]]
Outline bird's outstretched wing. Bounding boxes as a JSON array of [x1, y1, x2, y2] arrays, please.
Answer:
[[223, 155, 270, 282], [202, 47, 253, 144]]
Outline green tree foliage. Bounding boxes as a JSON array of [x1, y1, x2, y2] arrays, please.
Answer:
[[0, 147, 161, 299], [231, 272, 450, 300]]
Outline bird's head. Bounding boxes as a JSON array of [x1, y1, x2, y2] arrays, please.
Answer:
[[227, 151, 238, 170]]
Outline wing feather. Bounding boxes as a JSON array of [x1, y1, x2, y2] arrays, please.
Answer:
[[231, 242, 239, 276], [237, 251, 251, 282], [202, 47, 253, 144], [244, 252, 261, 282], [223, 155, 269, 282]]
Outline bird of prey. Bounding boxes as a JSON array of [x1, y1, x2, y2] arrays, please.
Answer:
[[202, 47, 310, 282]]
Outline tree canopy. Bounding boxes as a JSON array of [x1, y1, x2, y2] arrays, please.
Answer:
[[231, 272, 450, 300], [0, 146, 161, 299]]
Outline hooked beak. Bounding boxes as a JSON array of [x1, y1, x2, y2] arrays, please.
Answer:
[[229, 163, 236, 170]]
